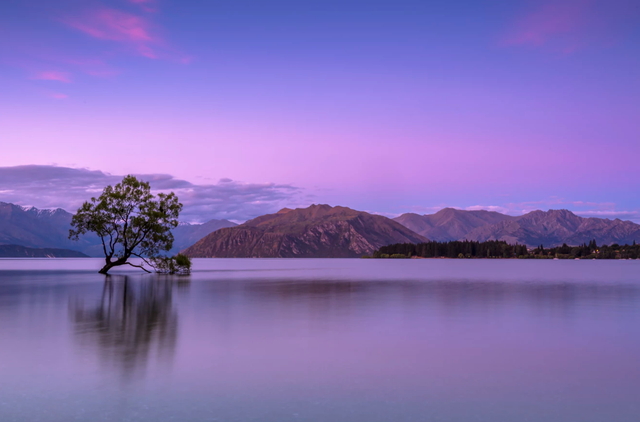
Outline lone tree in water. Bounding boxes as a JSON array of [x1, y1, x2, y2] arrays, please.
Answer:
[[69, 175, 182, 274]]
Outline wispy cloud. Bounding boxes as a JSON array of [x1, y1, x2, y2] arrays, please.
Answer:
[[0, 165, 304, 223], [7, 1, 185, 91], [578, 210, 640, 218], [62, 8, 160, 58], [464, 205, 513, 214], [32, 70, 72, 83]]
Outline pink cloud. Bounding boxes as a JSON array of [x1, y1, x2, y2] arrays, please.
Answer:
[[32, 71, 72, 83], [502, 1, 590, 51], [48, 92, 68, 100], [62, 9, 160, 58]]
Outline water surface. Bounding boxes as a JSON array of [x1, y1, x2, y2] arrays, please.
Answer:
[[1, 258, 639, 421]]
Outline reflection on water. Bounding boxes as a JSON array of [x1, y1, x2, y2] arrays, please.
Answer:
[[0, 259, 640, 422], [227, 277, 640, 321], [70, 276, 187, 381]]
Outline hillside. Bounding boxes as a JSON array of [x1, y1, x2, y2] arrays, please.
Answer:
[[393, 207, 640, 247], [0, 244, 89, 258], [394, 208, 514, 241], [464, 209, 640, 247], [183, 204, 428, 258], [0, 202, 99, 254], [169, 219, 237, 254]]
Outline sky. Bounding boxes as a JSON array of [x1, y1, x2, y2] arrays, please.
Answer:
[[1, 0, 639, 222]]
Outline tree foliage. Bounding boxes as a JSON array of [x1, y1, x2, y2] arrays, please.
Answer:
[[527, 240, 640, 259], [150, 253, 193, 275], [374, 240, 528, 259], [69, 175, 182, 274], [372, 239, 640, 259]]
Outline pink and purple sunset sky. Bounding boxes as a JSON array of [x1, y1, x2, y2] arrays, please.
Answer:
[[1, 0, 639, 222]]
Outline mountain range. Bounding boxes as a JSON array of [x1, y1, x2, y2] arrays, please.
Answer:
[[1, 201, 639, 258], [394, 208, 514, 241], [394, 208, 640, 247], [183, 204, 428, 258], [0, 202, 235, 257]]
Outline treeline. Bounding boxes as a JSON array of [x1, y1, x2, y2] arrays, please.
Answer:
[[527, 240, 640, 259], [371, 240, 528, 259], [369, 239, 640, 259]]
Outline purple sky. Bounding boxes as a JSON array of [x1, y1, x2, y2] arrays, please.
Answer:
[[1, 0, 639, 222]]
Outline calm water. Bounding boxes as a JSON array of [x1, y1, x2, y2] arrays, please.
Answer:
[[1, 259, 639, 422]]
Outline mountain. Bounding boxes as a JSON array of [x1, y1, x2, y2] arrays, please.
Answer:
[[463, 209, 640, 247], [0, 244, 89, 258], [0, 202, 235, 257], [0, 202, 99, 254], [393, 207, 640, 247], [183, 204, 428, 258], [394, 208, 514, 241], [169, 219, 237, 255]]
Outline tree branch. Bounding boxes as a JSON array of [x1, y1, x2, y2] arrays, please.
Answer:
[[98, 233, 109, 259], [131, 252, 153, 268], [124, 261, 151, 273]]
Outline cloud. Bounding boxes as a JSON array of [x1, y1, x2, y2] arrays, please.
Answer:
[[0, 165, 305, 223], [59, 5, 189, 62], [464, 205, 512, 214], [32, 71, 72, 83], [577, 210, 640, 218], [7, 1, 187, 88], [62, 8, 160, 58]]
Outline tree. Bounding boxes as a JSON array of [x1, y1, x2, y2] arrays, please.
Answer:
[[69, 175, 182, 274], [151, 253, 193, 275]]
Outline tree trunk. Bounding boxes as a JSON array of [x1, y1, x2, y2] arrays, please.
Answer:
[[99, 257, 126, 274], [99, 262, 117, 274], [99, 255, 151, 275], [99, 264, 113, 274]]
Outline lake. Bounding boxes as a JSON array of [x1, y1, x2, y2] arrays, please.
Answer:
[[1, 258, 639, 422]]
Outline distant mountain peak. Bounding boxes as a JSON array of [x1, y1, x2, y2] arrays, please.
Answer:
[[184, 204, 427, 258], [0, 201, 236, 256], [19, 205, 69, 216], [394, 207, 640, 246], [394, 207, 515, 242]]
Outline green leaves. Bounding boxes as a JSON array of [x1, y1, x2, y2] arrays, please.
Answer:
[[69, 175, 183, 274], [150, 253, 192, 275]]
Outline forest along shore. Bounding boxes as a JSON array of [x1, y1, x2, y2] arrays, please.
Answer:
[[367, 240, 640, 260]]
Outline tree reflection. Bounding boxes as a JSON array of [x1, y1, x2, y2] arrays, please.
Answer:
[[70, 275, 188, 381]]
